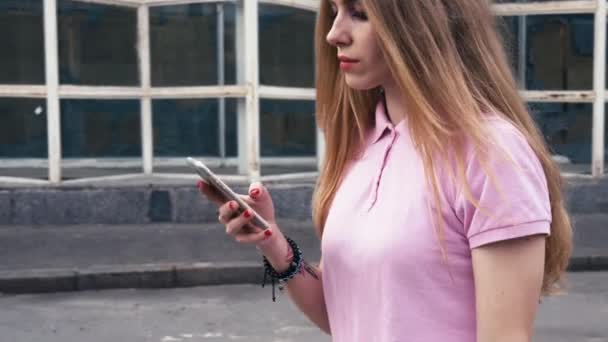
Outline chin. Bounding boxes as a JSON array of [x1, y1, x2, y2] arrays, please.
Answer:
[[344, 74, 378, 91]]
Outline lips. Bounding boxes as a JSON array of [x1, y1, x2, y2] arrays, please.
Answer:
[[338, 56, 359, 63], [338, 55, 359, 71]]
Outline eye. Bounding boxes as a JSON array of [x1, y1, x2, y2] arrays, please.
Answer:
[[349, 6, 368, 21], [329, 4, 338, 19], [351, 10, 368, 20]]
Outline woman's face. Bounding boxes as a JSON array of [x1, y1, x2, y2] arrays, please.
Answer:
[[326, 0, 391, 90]]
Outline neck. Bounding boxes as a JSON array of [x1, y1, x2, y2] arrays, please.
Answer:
[[382, 79, 407, 126]]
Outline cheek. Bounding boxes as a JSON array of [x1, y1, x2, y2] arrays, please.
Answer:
[[363, 29, 384, 64], [370, 52, 392, 84], [361, 51, 390, 85], [362, 33, 390, 79], [368, 46, 384, 66]]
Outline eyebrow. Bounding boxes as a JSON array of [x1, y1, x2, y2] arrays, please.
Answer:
[[329, 0, 360, 6]]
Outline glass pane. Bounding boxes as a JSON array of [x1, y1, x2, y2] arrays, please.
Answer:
[[496, 16, 522, 86], [151, 4, 236, 86], [223, 4, 237, 85], [225, 99, 237, 157], [61, 100, 141, 157], [605, 106, 608, 175], [58, 0, 138, 85], [0, 0, 45, 84], [153, 98, 236, 157], [526, 15, 593, 90], [259, 5, 315, 88], [260, 100, 316, 156], [0, 98, 47, 179], [0, 98, 47, 158], [529, 102, 591, 174]]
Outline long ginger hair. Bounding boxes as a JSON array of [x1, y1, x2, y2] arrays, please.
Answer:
[[312, 0, 572, 295]]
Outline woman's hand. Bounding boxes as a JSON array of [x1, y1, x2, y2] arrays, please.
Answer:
[[197, 180, 292, 271]]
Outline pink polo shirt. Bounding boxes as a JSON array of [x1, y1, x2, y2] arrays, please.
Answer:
[[320, 101, 551, 341]]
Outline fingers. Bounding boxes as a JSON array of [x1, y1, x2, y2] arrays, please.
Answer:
[[197, 180, 228, 205], [225, 209, 261, 236], [197, 180, 273, 245], [248, 182, 267, 202], [235, 229, 272, 244], [225, 209, 273, 243], [218, 200, 240, 224], [220, 205, 273, 244]]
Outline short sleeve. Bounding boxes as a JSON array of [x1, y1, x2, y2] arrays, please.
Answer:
[[454, 118, 552, 249]]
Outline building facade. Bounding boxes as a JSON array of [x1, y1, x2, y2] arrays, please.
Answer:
[[0, 0, 606, 185]]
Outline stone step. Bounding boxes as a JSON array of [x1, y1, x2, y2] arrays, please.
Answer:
[[0, 214, 605, 294]]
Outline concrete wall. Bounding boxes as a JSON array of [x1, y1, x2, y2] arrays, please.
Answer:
[[0, 183, 314, 225], [0, 177, 605, 225]]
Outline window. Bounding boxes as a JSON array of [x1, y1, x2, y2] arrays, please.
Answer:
[[0, 0, 45, 84], [0, 98, 47, 158], [529, 102, 592, 173], [0, 98, 48, 179], [260, 100, 316, 157], [526, 15, 593, 90], [259, 5, 315, 87], [498, 14, 594, 90], [153, 98, 236, 157], [61, 100, 141, 158], [150, 3, 236, 86], [58, 0, 138, 85]]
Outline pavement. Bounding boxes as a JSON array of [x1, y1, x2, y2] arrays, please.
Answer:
[[0, 272, 606, 341], [0, 220, 321, 294], [0, 214, 606, 294]]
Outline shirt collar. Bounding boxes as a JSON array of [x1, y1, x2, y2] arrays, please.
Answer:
[[370, 99, 393, 145]]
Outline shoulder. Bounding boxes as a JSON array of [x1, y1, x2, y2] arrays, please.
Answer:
[[438, 114, 546, 193], [453, 115, 552, 247], [462, 115, 545, 178], [475, 115, 537, 161]]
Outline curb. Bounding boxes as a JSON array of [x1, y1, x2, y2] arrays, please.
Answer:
[[0, 257, 606, 295], [0, 262, 265, 295], [567, 256, 608, 272]]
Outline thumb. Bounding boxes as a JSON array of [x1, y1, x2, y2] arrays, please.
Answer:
[[248, 182, 270, 203]]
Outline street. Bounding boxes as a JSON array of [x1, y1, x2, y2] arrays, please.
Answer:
[[0, 272, 606, 342]]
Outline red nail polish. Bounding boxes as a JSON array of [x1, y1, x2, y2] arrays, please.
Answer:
[[243, 210, 251, 218], [196, 180, 204, 189], [250, 189, 260, 198], [264, 230, 272, 237], [229, 201, 236, 210]]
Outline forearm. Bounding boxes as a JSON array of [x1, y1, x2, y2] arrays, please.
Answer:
[[284, 261, 330, 334], [265, 245, 330, 334]]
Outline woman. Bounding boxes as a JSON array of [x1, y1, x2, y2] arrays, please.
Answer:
[[199, 0, 573, 340]]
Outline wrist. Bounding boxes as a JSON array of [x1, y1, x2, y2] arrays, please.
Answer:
[[261, 237, 293, 273], [263, 236, 302, 279], [260, 236, 304, 302], [271, 242, 294, 273]]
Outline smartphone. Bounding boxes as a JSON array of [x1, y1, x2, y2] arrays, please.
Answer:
[[186, 157, 270, 230]]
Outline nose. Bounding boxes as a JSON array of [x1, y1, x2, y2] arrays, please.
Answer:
[[326, 13, 351, 48]]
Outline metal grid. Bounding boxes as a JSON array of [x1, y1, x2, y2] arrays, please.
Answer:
[[0, 0, 604, 185]]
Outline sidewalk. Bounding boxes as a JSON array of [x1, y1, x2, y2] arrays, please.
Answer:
[[0, 220, 320, 294], [0, 215, 605, 294]]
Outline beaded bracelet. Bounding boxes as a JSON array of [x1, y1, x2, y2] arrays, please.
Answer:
[[262, 236, 303, 302]]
